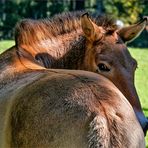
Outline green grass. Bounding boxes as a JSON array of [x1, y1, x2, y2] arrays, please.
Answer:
[[129, 48, 148, 147], [0, 41, 148, 146], [129, 48, 148, 115], [0, 40, 15, 54]]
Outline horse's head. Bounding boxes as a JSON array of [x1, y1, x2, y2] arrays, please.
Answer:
[[81, 13, 148, 135]]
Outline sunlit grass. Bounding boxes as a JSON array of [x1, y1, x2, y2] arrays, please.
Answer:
[[0, 40, 15, 54], [0, 41, 148, 146], [129, 48, 148, 115], [127, 47, 148, 147]]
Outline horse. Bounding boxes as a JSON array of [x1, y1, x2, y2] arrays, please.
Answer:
[[0, 11, 147, 147], [15, 11, 148, 134]]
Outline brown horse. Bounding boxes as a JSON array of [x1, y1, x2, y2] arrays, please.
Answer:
[[15, 12, 148, 133], [0, 12, 147, 147]]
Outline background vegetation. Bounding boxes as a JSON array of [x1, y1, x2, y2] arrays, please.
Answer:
[[0, 0, 148, 47]]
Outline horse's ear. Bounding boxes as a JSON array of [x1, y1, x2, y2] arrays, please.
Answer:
[[81, 13, 102, 42], [117, 17, 147, 43]]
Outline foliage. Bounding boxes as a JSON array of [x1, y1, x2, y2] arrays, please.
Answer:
[[104, 0, 145, 24], [0, 0, 147, 47]]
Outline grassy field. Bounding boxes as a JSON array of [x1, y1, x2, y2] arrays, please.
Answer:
[[0, 40, 148, 146], [0, 40, 15, 53]]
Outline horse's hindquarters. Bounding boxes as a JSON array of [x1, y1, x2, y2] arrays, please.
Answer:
[[2, 71, 145, 148]]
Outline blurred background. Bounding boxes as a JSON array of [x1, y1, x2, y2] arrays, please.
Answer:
[[0, 0, 147, 47], [0, 0, 148, 145]]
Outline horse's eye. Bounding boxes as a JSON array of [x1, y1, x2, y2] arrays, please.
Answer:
[[97, 63, 110, 72]]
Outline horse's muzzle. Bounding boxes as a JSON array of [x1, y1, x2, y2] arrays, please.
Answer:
[[143, 119, 148, 136], [134, 109, 148, 136]]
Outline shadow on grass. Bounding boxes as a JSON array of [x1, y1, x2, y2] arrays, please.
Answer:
[[143, 108, 148, 112]]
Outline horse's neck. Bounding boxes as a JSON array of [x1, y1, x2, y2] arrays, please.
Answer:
[[54, 36, 86, 69], [0, 47, 18, 73], [0, 46, 43, 86]]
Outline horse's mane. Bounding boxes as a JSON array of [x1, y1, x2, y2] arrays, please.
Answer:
[[0, 12, 118, 70], [15, 11, 117, 47]]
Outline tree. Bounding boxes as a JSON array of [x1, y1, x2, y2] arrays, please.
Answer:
[[104, 0, 144, 24], [0, 0, 147, 45]]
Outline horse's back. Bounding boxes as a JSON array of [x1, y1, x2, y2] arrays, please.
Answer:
[[2, 70, 145, 148]]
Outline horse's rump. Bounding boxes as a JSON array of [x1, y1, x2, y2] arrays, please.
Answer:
[[3, 70, 144, 148]]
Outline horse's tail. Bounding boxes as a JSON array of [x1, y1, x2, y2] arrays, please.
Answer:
[[88, 115, 110, 148]]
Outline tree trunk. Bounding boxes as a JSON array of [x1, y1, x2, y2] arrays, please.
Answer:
[[75, 0, 85, 10]]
